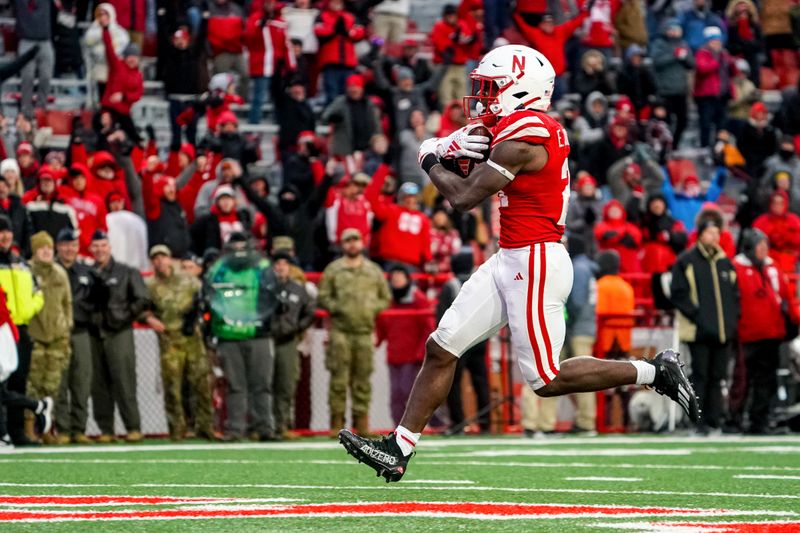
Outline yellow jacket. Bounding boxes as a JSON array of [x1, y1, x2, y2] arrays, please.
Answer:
[[0, 255, 45, 326]]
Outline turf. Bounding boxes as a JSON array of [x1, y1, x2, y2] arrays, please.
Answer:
[[2, 435, 800, 531]]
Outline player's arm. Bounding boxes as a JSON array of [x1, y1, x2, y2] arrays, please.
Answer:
[[422, 140, 548, 211]]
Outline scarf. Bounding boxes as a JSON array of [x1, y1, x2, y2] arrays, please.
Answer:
[[737, 17, 753, 41]]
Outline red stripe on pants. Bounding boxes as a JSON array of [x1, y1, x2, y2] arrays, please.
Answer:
[[526, 244, 551, 384], [538, 244, 558, 377]]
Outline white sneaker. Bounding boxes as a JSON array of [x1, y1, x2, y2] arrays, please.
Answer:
[[0, 434, 14, 452]]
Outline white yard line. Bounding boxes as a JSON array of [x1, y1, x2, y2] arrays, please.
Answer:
[[734, 474, 800, 481], [418, 460, 800, 473], [564, 477, 643, 482], [1, 482, 798, 500]]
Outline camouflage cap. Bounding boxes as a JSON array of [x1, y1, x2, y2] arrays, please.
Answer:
[[272, 235, 295, 251], [149, 244, 172, 258], [341, 228, 362, 242]]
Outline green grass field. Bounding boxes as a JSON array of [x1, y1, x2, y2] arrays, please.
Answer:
[[2, 435, 800, 532]]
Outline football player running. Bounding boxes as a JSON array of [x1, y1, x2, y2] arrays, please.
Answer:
[[339, 45, 699, 482]]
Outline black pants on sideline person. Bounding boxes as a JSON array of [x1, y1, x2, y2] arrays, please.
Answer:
[[7, 326, 33, 443], [688, 341, 731, 430], [446, 341, 490, 432], [742, 339, 781, 433]]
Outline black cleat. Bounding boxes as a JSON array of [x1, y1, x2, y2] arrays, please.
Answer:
[[34, 397, 54, 435], [649, 349, 701, 423], [339, 430, 411, 483]]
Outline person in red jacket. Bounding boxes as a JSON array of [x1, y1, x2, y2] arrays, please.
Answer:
[[367, 180, 432, 270], [753, 190, 800, 280], [514, 9, 588, 97], [376, 266, 435, 424], [581, 0, 619, 58], [314, 0, 365, 105], [89, 151, 131, 208], [207, 0, 248, 97], [245, 0, 296, 124], [639, 193, 687, 273], [693, 26, 734, 147], [733, 228, 794, 434], [95, 21, 144, 145], [458, 0, 484, 68], [58, 164, 108, 256], [594, 199, 642, 273], [325, 171, 375, 248], [430, 4, 475, 107]]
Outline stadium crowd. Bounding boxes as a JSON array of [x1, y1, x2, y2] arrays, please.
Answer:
[[0, 0, 799, 447]]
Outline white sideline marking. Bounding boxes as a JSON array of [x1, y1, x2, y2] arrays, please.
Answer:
[[735, 474, 800, 481], [419, 460, 800, 473], [564, 477, 642, 482], [596, 521, 800, 531], [1, 482, 797, 500], [0, 497, 304, 508], [402, 480, 476, 484], [438, 448, 693, 457], [10, 435, 800, 455]]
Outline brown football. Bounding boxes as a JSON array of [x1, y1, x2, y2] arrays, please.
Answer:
[[440, 125, 493, 178]]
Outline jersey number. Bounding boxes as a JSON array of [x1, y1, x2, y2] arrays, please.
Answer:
[[398, 212, 423, 235], [557, 160, 570, 226]]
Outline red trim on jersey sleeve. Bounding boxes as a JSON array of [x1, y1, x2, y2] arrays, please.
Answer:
[[492, 114, 551, 146]]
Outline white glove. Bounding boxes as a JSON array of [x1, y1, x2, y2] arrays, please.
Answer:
[[418, 124, 491, 164]]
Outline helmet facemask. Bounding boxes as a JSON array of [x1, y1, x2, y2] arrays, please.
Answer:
[[463, 74, 509, 124]]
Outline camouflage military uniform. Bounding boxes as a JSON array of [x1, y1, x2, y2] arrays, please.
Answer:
[[318, 257, 390, 423], [27, 259, 73, 403], [146, 270, 214, 439]]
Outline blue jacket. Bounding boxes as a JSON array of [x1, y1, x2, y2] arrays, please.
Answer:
[[661, 168, 725, 231], [567, 254, 598, 338], [679, 9, 726, 51]]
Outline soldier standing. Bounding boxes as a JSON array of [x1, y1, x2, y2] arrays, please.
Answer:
[[54, 228, 97, 445], [318, 228, 390, 438], [144, 245, 215, 440], [27, 231, 72, 443], [271, 251, 316, 439]]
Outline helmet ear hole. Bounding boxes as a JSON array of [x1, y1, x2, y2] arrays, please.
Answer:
[[512, 91, 528, 99]]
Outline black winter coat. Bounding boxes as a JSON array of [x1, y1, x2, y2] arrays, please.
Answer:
[[147, 199, 192, 259], [271, 278, 316, 342], [0, 195, 33, 257], [59, 258, 100, 331], [93, 258, 150, 334]]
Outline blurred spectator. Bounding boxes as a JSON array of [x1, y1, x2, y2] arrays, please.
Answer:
[[572, 50, 615, 102], [282, 0, 319, 93], [54, 229, 97, 445], [739, 102, 778, 177], [595, 250, 634, 356], [23, 167, 78, 242], [144, 245, 215, 441], [0, 216, 44, 445], [317, 228, 390, 437], [194, 158, 249, 219], [105, 190, 149, 271], [670, 218, 739, 435], [322, 75, 381, 157], [140, 157, 191, 259], [397, 110, 433, 186], [202, 73, 245, 133], [581, 118, 633, 186], [694, 26, 734, 148], [17, 142, 39, 191], [607, 158, 664, 219], [431, 4, 474, 106], [314, 0, 365, 104], [14, 0, 53, 117], [594, 199, 642, 273], [203, 112, 259, 169], [732, 229, 791, 434], [617, 45, 656, 115], [108, 0, 146, 42], [270, 251, 315, 440], [191, 186, 252, 257], [27, 232, 72, 444], [52, 0, 84, 80], [58, 164, 107, 257], [726, 59, 759, 138], [753, 190, 800, 278], [679, 0, 726, 51], [662, 172, 724, 231], [372, 0, 410, 44], [277, 79, 316, 158], [579, 92, 610, 146], [85, 4, 130, 98], [614, 0, 647, 49], [761, 136, 800, 205], [442, 248, 489, 434], [725, 0, 763, 86], [566, 173, 602, 259], [639, 194, 688, 274], [245, 0, 296, 125], [325, 171, 373, 249], [651, 19, 694, 148], [377, 266, 434, 425], [1, 159, 24, 197], [564, 235, 599, 434], [372, 61, 442, 139], [0, 171, 32, 257], [580, 0, 619, 59], [429, 208, 462, 274], [89, 230, 149, 443], [207, 0, 247, 97], [160, 21, 206, 149], [760, 0, 795, 85], [368, 181, 432, 270], [688, 204, 737, 258], [204, 233, 279, 441]]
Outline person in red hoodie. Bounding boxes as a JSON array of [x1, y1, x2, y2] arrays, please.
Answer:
[[367, 180, 432, 270], [594, 199, 642, 273], [207, 0, 248, 97], [58, 164, 107, 256], [376, 265, 435, 425], [141, 156, 192, 259], [430, 4, 474, 107], [166, 143, 196, 178], [514, 8, 589, 97], [314, 0, 365, 105], [580, 0, 619, 59], [88, 151, 131, 208], [693, 26, 734, 148], [733, 228, 794, 434], [639, 193, 687, 273], [325, 171, 374, 249], [95, 20, 144, 146], [22, 166, 79, 241], [458, 0, 484, 70], [245, 0, 296, 124], [753, 190, 800, 279]]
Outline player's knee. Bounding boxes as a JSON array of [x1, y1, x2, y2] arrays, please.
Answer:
[[533, 382, 558, 397], [424, 337, 458, 368]]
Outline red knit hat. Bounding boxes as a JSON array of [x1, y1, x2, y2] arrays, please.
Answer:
[[179, 143, 196, 160], [576, 173, 597, 189], [346, 74, 364, 88], [217, 111, 238, 126]]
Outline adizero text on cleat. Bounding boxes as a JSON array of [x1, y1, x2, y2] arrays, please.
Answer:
[[649, 349, 701, 423], [339, 430, 410, 483]]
